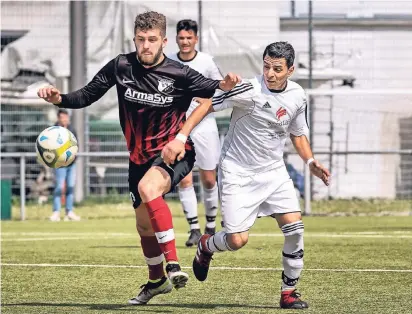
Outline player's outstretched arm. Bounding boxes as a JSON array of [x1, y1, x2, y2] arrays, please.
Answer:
[[161, 98, 213, 165], [290, 134, 330, 186], [37, 59, 116, 109]]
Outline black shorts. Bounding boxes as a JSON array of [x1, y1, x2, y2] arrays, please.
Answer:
[[128, 150, 196, 208]]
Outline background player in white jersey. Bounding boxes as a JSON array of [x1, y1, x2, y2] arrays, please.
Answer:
[[162, 42, 330, 309], [168, 20, 222, 246]]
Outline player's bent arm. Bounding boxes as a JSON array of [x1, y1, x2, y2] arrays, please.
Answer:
[[57, 59, 116, 109], [179, 98, 213, 138], [290, 135, 313, 164], [290, 134, 331, 186]]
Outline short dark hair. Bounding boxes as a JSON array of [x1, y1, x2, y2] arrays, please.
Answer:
[[263, 42, 295, 68], [57, 108, 69, 117], [134, 11, 166, 37], [176, 19, 198, 35]]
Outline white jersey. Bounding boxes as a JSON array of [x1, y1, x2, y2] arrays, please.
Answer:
[[213, 76, 309, 175], [168, 51, 223, 133]]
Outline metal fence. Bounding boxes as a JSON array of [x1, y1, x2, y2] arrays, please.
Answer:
[[2, 148, 412, 220]]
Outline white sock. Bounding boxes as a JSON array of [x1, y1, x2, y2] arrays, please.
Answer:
[[205, 231, 234, 253], [203, 183, 218, 229], [178, 186, 200, 230], [281, 221, 304, 291]]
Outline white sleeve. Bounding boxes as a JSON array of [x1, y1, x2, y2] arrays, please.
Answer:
[[212, 80, 255, 111], [288, 92, 309, 138], [207, 57, 224, 80]]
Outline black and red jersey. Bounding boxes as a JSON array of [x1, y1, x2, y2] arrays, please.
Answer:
[[59, 52, 220, 164]]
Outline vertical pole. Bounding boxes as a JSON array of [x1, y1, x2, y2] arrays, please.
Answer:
[[70, 1, 86, 203], [304, 0, 313, 215], [328, 37, 335, 199], [291, 0, 296, 17], [20, 155, 26, 221], [198, 0, 203, 51]]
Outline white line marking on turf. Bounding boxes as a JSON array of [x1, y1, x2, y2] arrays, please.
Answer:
[[2, 232, 412, 242], [1, 263, 412, 273]]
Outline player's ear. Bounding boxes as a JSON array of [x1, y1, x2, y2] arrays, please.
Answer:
[[287, 65, 295, 77], [162, 36, 168, 48]]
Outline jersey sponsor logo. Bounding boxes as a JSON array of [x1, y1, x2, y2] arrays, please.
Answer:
[[158, 77, 175, 93], [263, 102, 271, 109], [276, 106, 287, 120], [268, 131, 287, 139], [124, 87, 173, 106], [268, 119, 290, 127]]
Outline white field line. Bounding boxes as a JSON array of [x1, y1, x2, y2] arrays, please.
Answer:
[[2, 232, 412, 242], [1, 263, 412, 273]]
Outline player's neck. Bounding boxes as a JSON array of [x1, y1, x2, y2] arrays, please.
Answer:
[[177, 50, 197, 62]]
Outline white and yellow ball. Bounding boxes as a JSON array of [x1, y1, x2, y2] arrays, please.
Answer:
[[36, 126, 78, 168]]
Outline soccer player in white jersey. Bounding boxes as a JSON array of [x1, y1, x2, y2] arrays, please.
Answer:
[[162, 42, 330, 309], [168, 20, 222, 246]]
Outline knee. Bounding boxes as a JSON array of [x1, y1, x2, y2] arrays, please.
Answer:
[[53, 186, 62, 196], [179, 175, 193, 189], [66, 186, 74, 195], [201, 172, 216, 189], [226, 234, 248, 250], [202, 178, 216, 190], [136, 220, 153, 236], [138, 180, 161, 202]]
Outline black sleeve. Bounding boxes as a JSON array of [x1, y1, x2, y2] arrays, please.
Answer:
[[183, 66, 220, 98], [59, 59, 116, 109]]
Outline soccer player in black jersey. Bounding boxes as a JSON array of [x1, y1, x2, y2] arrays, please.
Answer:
[[38, 11, 240, 305]]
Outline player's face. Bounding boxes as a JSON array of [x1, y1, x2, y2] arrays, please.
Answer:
[[134, 28, 167, 66], [58, 113, 69, 127], [263, 56, 294, 90], [176, 30, 198, 54]]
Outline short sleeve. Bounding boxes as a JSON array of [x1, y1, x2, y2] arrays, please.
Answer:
[[288, 91, 309, 138]]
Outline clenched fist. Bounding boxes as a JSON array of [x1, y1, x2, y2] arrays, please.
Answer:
[[37, 86, 62, 104]]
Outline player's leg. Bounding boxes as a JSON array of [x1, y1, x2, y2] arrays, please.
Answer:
[[199, 168, 218, 235], [193, 168, 265, 281], [261, 166, 308, 309], [190, 125, 220, 235], [178, 172, 201, 247], [51, 167, 66, 221], [64, 163, 80, 221], [128, 161, 172, 305], [138, 151, 196, 289]]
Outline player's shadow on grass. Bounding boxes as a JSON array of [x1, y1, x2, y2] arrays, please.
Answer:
[[90, 245, 192, 249], [3, 302, 279, 311]]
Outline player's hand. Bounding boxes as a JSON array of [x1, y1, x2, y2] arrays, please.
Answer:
[[37, 85, 62, 104], [219, 73, 241, 91], [309, 160, 330, 186], [161, 139, 185, 165]]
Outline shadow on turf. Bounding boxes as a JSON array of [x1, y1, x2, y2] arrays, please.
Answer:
[[3, 302, 279, 311], [89, 245, 194, 249]]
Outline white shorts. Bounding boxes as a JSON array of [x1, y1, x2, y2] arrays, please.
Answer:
[[191, 118, 220, 171], [218, 166, 300, 234]]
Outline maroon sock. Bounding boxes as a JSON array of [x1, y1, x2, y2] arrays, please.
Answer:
[[140, 236, 165, 281], [144, 196, 178, 262]]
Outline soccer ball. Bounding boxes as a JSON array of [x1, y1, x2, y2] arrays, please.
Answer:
[[36, 126, 78, 168]]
